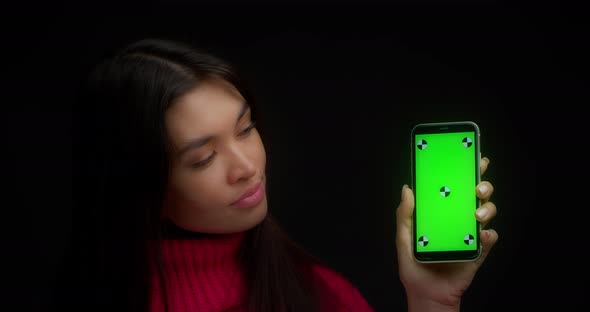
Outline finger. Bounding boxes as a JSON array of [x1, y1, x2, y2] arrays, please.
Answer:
[[475, 201, 497, 229], [395, 185, 415, 259], [475, 229, 499, 267], [476, 181, 494, 203], [480, 156, 490, 176]]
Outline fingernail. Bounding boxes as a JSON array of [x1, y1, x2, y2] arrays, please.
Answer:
[[401, 184, 408, 201], [483, 156, 490, 163], [481, 230, 489, 240], [476, 207, 488, 218], [478, 184, 488, 195]]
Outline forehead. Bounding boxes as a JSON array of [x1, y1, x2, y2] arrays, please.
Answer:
[[165, 80, 245, 145]]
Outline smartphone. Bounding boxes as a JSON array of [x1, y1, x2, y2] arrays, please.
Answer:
[[410, 121, 481, 263]]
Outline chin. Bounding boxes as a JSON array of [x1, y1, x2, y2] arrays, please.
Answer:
[[235, 200, 268, 232], [235, 199, 269, 233], [193, 204, 269, 234]]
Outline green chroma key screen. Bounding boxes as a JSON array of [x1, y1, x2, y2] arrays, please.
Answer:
[[414, 131, 478, 252]]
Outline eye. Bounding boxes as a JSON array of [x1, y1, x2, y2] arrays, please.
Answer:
[[239, 122, 256, 136], [190, 152, 216, 169]]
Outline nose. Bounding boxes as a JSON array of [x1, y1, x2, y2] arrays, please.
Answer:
[[227, 146, 257, 184]]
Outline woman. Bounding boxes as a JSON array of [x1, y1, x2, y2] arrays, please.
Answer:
[[58, 38, 498, 312]]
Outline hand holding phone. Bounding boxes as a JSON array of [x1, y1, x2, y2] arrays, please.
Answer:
[[411, 121, 481, 263]]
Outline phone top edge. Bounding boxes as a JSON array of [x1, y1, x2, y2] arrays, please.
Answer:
[[411, 121, 480, 132]]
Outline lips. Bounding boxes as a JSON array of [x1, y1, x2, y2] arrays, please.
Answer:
[[231, 181, 265, 208]]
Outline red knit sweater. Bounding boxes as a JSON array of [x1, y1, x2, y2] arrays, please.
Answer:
[[148, 232, 374, 312]]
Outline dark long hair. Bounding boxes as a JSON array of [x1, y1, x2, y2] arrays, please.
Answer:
[[54, 38, 343, 312]]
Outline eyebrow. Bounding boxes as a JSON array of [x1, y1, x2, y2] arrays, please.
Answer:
[[176, 101, 250, 158]]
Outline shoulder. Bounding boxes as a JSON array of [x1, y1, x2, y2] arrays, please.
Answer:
[[311, 264, 375, 312]]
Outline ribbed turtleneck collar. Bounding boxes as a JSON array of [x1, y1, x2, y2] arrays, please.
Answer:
[[149, 224, 247, 312]]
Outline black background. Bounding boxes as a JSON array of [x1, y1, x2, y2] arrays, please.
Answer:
[[2, 1, 587, 311]]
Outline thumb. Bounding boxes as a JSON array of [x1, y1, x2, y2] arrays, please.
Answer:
[[396, 185, 415, 263], [396, 185, 414, 234]]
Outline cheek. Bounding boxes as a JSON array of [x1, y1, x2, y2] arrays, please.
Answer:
[[170, 166, 228, 209], [252, 133, 267, 169]]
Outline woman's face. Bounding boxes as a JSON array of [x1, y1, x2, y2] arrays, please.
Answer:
[[162, 79, 267, 234]]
